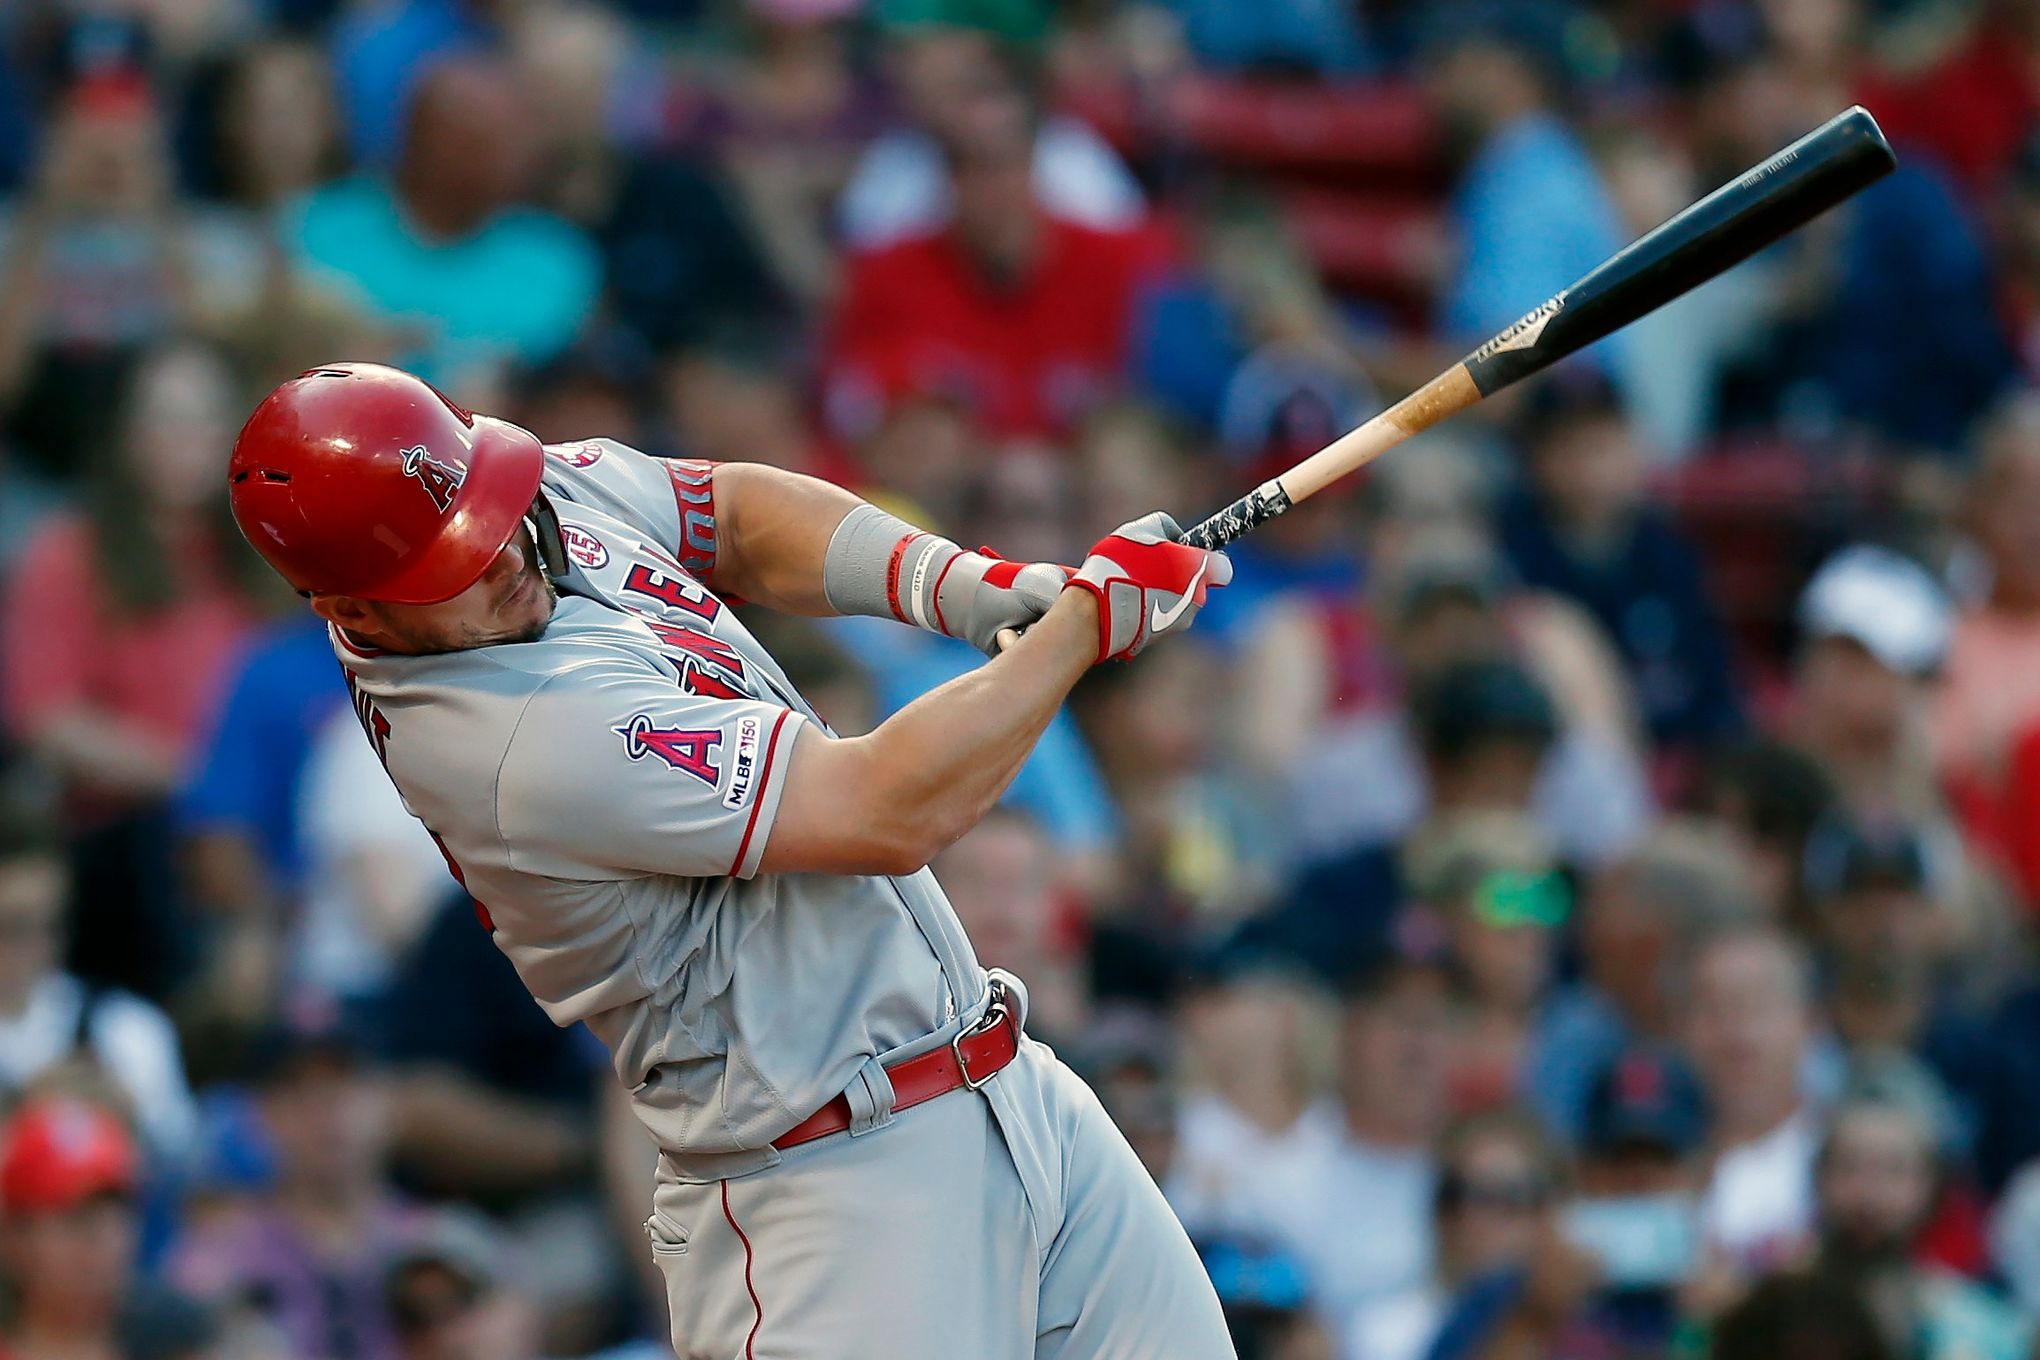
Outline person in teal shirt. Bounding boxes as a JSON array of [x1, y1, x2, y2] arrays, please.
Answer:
[[284, 57, 598, 388]]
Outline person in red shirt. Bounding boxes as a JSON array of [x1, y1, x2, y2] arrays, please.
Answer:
[[824, 88, 1174, 443], [0, 340, 270, 998], [3, 340, 268, 810]]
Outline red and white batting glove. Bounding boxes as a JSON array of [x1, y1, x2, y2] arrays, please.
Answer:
[[1066, 512, 1232, 662]]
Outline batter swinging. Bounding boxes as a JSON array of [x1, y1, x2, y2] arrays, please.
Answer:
[[225, 363, 1236, 1360]]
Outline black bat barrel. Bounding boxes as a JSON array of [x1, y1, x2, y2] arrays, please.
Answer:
[[1460, 105, 1896, 397]]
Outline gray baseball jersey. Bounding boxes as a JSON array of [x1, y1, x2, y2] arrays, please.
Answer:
[[332, 438, 986, 1172]]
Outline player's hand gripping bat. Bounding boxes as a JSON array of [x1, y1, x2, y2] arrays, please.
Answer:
[[997, 106, 1896, 650]]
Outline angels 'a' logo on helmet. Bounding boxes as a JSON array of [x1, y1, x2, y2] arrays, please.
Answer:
[[399, 444, 466, 512]]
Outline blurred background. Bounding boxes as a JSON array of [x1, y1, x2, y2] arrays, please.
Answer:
[[7, 0, 2040, 1357]]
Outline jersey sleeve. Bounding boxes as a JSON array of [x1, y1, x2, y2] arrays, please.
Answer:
[[494, 660, 805, 881], [538, 439, 719, 580]]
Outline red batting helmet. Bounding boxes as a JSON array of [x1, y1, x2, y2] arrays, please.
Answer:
[[228, 363, 546, 604]]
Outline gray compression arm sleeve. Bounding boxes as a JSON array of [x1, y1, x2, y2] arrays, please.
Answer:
[[822, 503, 956, 628]]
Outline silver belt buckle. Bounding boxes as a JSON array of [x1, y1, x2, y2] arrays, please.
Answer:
[[951, 980, 1011, 1092]]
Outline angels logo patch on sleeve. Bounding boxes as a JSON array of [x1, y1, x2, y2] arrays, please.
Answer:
[[616, 714, 722, 786]]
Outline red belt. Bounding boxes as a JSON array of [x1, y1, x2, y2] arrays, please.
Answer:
[[772, 992, 1020, 1151]]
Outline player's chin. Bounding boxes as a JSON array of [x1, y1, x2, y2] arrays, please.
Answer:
[[502, 584, 557, 645]]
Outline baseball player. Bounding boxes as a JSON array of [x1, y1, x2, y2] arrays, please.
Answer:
[[226, 364, 1237, 1360]]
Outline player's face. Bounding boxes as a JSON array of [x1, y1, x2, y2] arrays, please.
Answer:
[[316, 524, 557, 655]]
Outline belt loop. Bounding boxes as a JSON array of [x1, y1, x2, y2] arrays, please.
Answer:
[[844, 1054, 896, 1137]]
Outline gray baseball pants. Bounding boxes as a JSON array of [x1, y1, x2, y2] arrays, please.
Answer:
[[647, 1038, 1236, 1359]]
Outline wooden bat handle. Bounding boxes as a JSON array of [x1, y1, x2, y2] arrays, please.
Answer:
[[993, 366, 1480, 649], [1184, 364, 1480, 550]]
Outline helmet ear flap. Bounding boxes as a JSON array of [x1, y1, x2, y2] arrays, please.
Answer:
[[526, 491, 569, 578]]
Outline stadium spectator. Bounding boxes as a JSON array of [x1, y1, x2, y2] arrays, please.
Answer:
[[1810, 1096, 2029, 1360], [1401, 811, 1563, 1111], [1421, 4, 1632, 392], [1690, 34, 2016, 451], [200, 40, 348, 213], [837, 18, 1143, 249], [672, 0, 889, 305], [825, 78, 1173, 440], [1937, 395, 2040, 896], [0, 781, 197, 1163], [328, 0, 499, 166], [293, 705, 448, 1011], [169, 1020, 409, 1360], [1690, 739, 1838, 925], [1936, 395, 2040, 792], [661, 328, 834, 475], [1528, 820, 1755, 1140], [1567, 1043, 1711, 1355], [1679, 925, 1823, 1273], [283, 56, 600, 393], [0, 71, 259, 482], [1801, 813, 1999, 1127], [1497, 369, 1744, 757], [194, 38, 397, 392], [1076, 642, 1282, 924], [377, 890, 615, 1349], [383, 1209, 545, 1360], [934, 806, 1089, 1042], [1302, 955, 1458, 1355], [1263, 523, 1652, 878], [1070, 1008, 1180, 1188], [178, 614, 348, 1054], [1, 340, 266, 1002], [0, 1095, 216, 1360], [513, 3, 784, 356], [1789, 546, 1952, 823], [1168, 959, 1341, 1244], [1359, 1106, 1575, 1360]]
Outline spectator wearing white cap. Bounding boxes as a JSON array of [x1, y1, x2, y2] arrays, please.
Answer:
[[1791, 546, 2018, 994], [1791, 545, 1952, 824]]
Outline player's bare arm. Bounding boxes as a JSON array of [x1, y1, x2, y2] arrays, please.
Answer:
[[700, 464, 1232, 875], [697, 462, 857, 614], [762, 589, 1100, 876]]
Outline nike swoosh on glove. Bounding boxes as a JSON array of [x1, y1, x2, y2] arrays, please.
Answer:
[[1066, 512, 1232, 662]]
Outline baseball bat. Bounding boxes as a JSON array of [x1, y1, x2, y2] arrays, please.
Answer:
[[1178, 105, 1895, 551], [998, 105, 1894, 651]]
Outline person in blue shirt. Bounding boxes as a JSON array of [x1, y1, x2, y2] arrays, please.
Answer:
[[283, 57, 600, 389], [1424, 5, 1637, 390], [179, 614, 348, 1042]]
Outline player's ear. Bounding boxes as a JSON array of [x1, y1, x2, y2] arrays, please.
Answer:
[[307, 592, 376, 631]]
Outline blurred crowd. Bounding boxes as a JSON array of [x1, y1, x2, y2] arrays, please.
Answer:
[[11, 0, 2040, 1357]]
